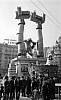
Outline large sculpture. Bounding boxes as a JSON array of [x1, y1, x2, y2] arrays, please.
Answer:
[[16, 7, 45, 57], [24, 38, 36, 56], [8, 7, 46, 77]]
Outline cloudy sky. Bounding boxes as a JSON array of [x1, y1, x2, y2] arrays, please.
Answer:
[[0, 0, 61, 47]]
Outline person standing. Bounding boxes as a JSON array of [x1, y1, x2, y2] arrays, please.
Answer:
[[42, 78, 50, 100], [21, 76, 26, 97], [15, 77, 20, 100], [26, 76, 31, 97], [3, 76, 10, 100], [9, 76, 15, 100]]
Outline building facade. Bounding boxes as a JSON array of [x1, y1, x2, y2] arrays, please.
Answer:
[[44, 36, 61, 73], [0, 42, 18, 76], [54, 36, 61, 73]]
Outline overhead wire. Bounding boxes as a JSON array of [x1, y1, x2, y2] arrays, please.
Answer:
[[38, 0, 61, 29], [30, 0, 61, 30], [30, 0, 44, 14]]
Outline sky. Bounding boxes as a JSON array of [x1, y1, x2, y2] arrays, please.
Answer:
[[0, 0, 61, 47]]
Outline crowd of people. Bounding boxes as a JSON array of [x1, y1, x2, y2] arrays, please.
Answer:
[[0, 73, 56, 100]]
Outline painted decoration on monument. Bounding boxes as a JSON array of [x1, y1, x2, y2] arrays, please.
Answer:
[[21, 63, 28, 72]]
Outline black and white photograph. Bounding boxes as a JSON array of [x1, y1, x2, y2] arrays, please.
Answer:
[[0, 0, 61, 100]]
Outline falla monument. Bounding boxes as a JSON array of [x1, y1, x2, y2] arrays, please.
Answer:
[[8, 7, 57, 78]]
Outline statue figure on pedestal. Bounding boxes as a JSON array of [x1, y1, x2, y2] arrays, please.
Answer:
[[24, 38, 36, 56]]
